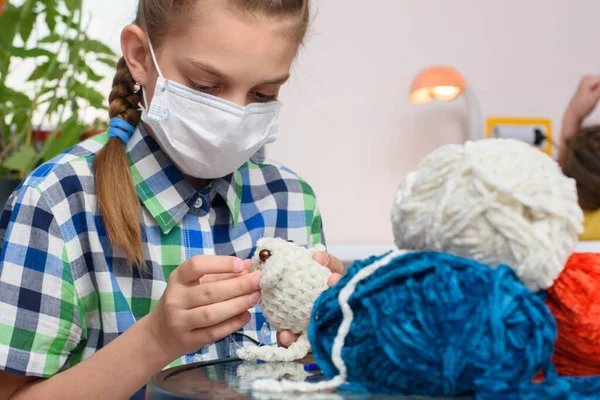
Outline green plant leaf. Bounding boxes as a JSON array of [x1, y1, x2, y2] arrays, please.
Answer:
[[68, 42, 81, 65], [47, 64, 66, 81], [2, 146, 37, 171], [45, 98, 62, 115], [11, 47, 54, 58], [3, 87, 32, 108], [63, 0, 82, 14], [80, 38, 116, 56], [85, 66, 103, 82], [58, 13, 78, 29], [42, 117, 85, 162], [39, 33, 61, 43], [0, 5, 20, 44], [9, 110, 32, 137], [75, 63, 103, 82], [27, 61, 66, 81], [0, 57, 9, 75], [27, 61, 52, 81], [97, 56, 118, 68], [72, 82, 105, 109], [18, 9, 36, 43], [43, 0, 58, 33], [37, 84, 56, 96]]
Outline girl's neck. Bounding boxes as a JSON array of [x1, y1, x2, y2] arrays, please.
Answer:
[[184, 174, 212, 191]]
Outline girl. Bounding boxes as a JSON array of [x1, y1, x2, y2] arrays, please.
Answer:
[[559, 76, 600, 239], [0, 0, 343, 398]]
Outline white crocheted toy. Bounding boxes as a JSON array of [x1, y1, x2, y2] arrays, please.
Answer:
[[236, 237, 331, 362]]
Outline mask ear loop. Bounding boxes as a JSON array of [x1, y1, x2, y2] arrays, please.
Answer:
[[138, 37, 164, 113], [138, 87, 149, 113], [147, 37, 164, 79]]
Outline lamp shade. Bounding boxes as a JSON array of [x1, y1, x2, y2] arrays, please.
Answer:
[[409, 65, 468, 104]]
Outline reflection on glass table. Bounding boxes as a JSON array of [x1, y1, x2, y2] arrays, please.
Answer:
[[147, 355, 471, 400]]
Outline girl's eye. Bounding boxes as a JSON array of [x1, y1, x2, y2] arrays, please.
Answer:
[[188, 80, 217, 93], [252, 91, 277, 102]]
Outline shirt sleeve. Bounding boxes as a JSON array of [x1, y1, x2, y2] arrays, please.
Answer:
[[0, 184, 82, 378], [298, 179, 325, 248], [309, 204, 325, 248]]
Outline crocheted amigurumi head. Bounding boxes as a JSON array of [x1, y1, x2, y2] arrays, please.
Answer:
[[236, 237, 331, 362], [252, 238, 328, 291]]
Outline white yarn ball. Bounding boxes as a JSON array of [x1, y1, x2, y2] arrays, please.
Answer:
[[391, 138, 583, 292]]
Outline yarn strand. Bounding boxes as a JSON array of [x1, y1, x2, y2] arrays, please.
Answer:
[[238, 334, 311, 362]]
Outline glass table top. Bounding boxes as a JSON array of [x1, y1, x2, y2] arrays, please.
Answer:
[[147, 355, 469, 400]]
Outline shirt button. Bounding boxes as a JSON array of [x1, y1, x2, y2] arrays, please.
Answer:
[[193, 197, 203, 209]]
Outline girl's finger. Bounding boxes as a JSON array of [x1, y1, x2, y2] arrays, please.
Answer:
[[174, 256, 245, 285], [328, 273, 342, 287], [313, 252, 346, 275], [277, 330, 299, 348], [185, 272, 261, 308], [191, 312, 252, 344], [199, 269, 250, 284], [186, 288, 261, 328]]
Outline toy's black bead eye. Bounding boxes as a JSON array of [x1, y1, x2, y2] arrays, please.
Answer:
[[287, 240, 295, 243], [259, 249, 272, 262]]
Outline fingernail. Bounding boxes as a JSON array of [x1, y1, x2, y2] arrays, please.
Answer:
[[314, 252, 329, 266], [252, 272, 261, 288], [241, 312, 251, 324], [249, 291, 261, 305], [234, 259, 244, 272], [282, 334, 295, 347]]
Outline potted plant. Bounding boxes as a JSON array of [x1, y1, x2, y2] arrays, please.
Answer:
[[80, 117, 109, 141], [0, 0, 117, 207]]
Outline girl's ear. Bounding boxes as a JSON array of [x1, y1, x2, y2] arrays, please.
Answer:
[[121, 24, 151, 86]]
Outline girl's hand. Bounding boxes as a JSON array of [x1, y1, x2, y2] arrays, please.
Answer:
[[564, 76, 600, 132], [146, 256, 262, 360], [558, 76, 600, 166], [277, 251, 345, 348], [198, 260, 252, 284]]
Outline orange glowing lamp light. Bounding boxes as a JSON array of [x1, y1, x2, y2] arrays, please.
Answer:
[[409, 65, 483, 141]]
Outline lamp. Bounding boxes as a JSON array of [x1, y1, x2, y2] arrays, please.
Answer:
[[409, 65, 483, 141]]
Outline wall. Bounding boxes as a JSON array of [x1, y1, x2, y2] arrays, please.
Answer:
[[83, 0, 600, 249]]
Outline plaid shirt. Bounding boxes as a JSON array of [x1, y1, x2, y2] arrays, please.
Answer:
[[0, 125, 324, 382]]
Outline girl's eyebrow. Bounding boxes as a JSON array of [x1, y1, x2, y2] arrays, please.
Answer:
[[260, 74, 290, 86], [187, 58, 227, 79], [186, 58, 290, 85]]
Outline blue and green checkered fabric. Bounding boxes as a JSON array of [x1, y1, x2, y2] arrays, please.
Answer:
[[0, 124, 324, 380]]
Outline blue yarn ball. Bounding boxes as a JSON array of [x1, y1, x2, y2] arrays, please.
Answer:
[[308, 251, 559, 398]]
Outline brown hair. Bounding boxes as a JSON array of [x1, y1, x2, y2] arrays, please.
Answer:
[[562, 125, 600, 211], [93, 0, 310, 267]]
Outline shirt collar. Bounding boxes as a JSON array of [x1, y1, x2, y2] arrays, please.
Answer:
[[126, 125, 256, 234]]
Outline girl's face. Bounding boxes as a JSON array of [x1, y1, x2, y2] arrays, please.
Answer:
[[124, 4, 299, 108]]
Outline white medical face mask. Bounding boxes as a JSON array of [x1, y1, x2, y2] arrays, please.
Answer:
[[139, 40, 283, 179]]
